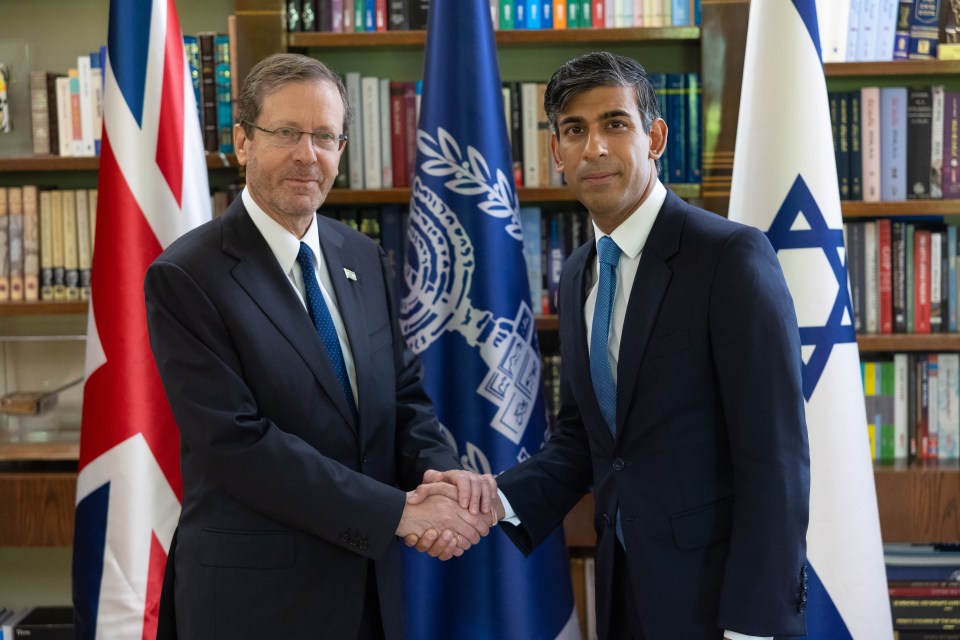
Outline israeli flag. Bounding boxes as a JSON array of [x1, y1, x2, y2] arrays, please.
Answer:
[[400, 1, 578, 638], [728, 1, 893, 638]]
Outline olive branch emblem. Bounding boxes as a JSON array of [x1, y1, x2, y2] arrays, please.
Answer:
[[417, 127, 522, 241]]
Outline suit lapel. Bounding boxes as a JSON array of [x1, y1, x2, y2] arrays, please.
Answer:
[[222, 204, 358, 428], [614, 192, 685, 437]]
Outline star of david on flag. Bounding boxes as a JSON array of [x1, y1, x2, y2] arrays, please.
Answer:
[[728, 1, 892, 638], [73, 0, 211, 637], [399, 1, 579, 638]]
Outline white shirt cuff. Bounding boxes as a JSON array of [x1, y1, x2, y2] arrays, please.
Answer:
[[724, 632, 772, 640], [497, 489, 521, 526]]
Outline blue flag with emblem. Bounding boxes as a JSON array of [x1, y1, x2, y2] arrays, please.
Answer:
[[400, 1, 579, 638], [728, 1, 893, 638]]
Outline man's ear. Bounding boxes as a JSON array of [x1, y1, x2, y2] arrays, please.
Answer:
[[234, 123, 249, 166], [551, 133, 563, 171], [648, 118, 667, 159]]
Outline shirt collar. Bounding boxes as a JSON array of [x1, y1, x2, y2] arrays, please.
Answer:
[[242, 187, 323, 273], [591, 180, 667, 259]]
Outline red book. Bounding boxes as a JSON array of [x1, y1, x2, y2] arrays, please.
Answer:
[[878, 218, 893, 333], [403, 82, 418, 186], [375, 0, 387, 31], [389, 82, 408, 187], [914, 229, 931, 334], [593, 0, 605, 26]]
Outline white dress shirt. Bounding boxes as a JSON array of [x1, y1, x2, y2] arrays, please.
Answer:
[[242, 188, 358, 404]]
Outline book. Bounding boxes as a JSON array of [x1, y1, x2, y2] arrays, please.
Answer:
[[346, 72, 364, 188], [909, 0, 943, 58], [50, 190, 66, 301], [61, 189, 80, 301], [361, 75, 382, 189], [75, 189, 92, 300], [895, 0, 915, 58], [77, 54, 95, 156], [22, 185, 39, 302], [11, 606, 73, 639], [197, 32, 219, 153], [521, 82, 539, 187], [40, 190, 54, 301], [880, 86, 908, 201], [943, 91, 960, 199], [29, 70, 53, 155], [214, 34, 234, 154], [55, 76, 74, 157], [8, 186, 24, 302], [378, 77, 392, 189], [850, 89, 863, 199], [931, 84, 945, 198], [907, 86, 933, 198]]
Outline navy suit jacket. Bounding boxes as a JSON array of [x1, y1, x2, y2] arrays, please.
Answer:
[[145, 198, 459, 639], [498, 190, 810, 639]]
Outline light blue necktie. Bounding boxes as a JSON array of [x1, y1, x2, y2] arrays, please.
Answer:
[[590, 235, 621, 435], [297, 242, 358, 421], [590, 235, 625, 546]]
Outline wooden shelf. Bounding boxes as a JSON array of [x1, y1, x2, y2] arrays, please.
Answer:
[[0, 301, 87, 317], [842, 200, 960, 217], [324, 183, 701, 205], [858, 333, 960, 352], [825, 59, 960, 77], [0, 441, 78, 461], [289, 26, 701, 49], [3, 460, 954, 546], [0, 154, 240, 173]]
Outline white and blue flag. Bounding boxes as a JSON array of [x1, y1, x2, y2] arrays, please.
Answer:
[[728, 1, 892, 638], [400, 1, 579, 638]]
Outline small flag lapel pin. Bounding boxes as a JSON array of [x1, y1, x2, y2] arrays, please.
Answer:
[[343, 268, 357, 281]]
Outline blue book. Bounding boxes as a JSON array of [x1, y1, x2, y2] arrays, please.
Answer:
[[685, 73, 701, 184], [365, 0, 375, 31], [541, 1, 553, 28], [215, 34, 234, 154], [183, 35, 202, 136], [672, 0, 691, 26], [526, 0, 541, 28], [515, 0, 528, 28], [894, 0, 913, 59], [666, 73, 686, 185], [848, 0, 863, 60], [908, 0, 942, 58], [880, 86, 908, 201], [547, 211, 566, 314], [520, 207, 543, 315]]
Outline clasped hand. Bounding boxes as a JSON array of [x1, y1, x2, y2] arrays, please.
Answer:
[[395, 469, 505, 561]]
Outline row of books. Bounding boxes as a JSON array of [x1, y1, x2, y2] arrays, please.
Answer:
[[885, 544, 960, 636], [829, 86, 960, 203], [338, 73, 701, 192], [822, 0, 959, 62], [845, 219, 959, 335], [29, 32, 233, 158], [0, 606, 72, 639], [0, 185, 242, 304], [854, 0, 951, 61], [862, 353, 959, 462], [286, 0, 701, 33]]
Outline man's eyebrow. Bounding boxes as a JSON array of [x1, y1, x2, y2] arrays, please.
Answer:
[[557, 109, 635, 127]]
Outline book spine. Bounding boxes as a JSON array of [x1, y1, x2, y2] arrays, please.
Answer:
[[880, 86, 908, 201], [879, 218, 894, 332], [346, 72, 364, 188], [908, 0, 942, 58], [50, 190, 65, 301], [378, 78, 392, 188], [29, 71, 50, 155], [22, 185, 39, 302], [521, 81, 539, 188], [76, 189, 92, 300], [944, 91, 960, 198], [894, 352, 909, 457], [849, 89, 862, 200], [907, 86, 933, 199], [214, 34, 234, 154], [197, 32, 219, 153], [39, 190, 54, 301], [62, 189, 80, 301], [916, 229, 931, 334], [361, 76, 382, 189], [8, 186, 23, 302], [894, 0, 914, 59]]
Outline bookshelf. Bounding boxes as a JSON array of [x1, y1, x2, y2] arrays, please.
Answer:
[[1, 0, 958, 562]]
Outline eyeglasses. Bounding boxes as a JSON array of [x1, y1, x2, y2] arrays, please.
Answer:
[[242, 121, 347, 152]]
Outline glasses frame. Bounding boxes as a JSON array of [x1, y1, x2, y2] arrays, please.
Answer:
[[241, 120, 348, 152]]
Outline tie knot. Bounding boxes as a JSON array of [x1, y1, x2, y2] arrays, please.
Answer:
[[297, 242, 315, 270], [597, 236, 621, 267]]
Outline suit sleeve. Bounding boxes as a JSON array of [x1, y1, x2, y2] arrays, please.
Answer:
[[496, 258, 594, 554], [709, 226, 810, 633], [145, 257, 410, 561]]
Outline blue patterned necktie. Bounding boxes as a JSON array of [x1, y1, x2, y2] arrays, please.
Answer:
[[297, 242, 358, 421], [590, 235, 621, 436], [590, 235, 625, 546]]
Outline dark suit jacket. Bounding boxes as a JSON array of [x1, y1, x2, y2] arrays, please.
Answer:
[[145, 198, 459, 640], [498, 190, 810, 639]]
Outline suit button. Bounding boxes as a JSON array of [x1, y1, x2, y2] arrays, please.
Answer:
[[798, 601, 806, 613], [612, 458, 625, 471], [362, 456, 368, 464]]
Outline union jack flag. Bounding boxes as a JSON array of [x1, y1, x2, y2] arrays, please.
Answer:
[[72, 0, 210, 637]]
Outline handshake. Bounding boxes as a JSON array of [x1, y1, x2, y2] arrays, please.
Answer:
[[396, 469, 506, 561]]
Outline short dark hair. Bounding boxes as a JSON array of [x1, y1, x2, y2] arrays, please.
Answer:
[[237, 53, 350, 136], [543, 51, 660, 135]]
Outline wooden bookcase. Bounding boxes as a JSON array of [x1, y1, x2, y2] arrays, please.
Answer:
[[2, 0, 959, 556]]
